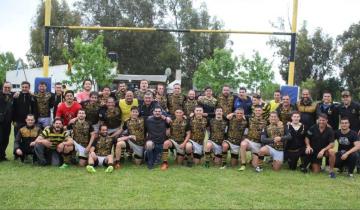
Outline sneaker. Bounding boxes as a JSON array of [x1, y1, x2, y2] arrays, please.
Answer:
[[348, 173, 354, 178], [114, 163, 121, 170], [204, 161, 210, 168], [329, 172, 336, 179], [147, 163, 154, 170], [105, 166, 114, 173], [59, 163, 69, 169], [186, 161, 193, 168], [160, 162, 169, 171], [255, 166, 263, 173], [86, 165, 96, 173], [238, 165, 246, 171], [220, 165, 227, 170]]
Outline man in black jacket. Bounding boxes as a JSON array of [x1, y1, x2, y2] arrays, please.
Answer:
[[0, 82, 14, 161], [12, 81, 38, 138]]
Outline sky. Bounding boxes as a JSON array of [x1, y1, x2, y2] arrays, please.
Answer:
[[0, 0, 360, 84]]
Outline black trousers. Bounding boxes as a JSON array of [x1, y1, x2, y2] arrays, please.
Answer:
[[285, 148, 305, 170], [0, 122, 12, 159], [335, 152, 358, 174]]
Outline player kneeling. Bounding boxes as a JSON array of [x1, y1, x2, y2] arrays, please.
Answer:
[[185, 106, 209, 166], [221, 108, 248, 169], [86, 125, 115, 173], [161, 109, 191, 170], [255, 112, 291, 172], [204, 107, 227, 168], [114, 107, 146, 168]]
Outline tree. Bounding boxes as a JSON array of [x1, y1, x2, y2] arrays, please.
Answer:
[[167, 0, 229, 88], [75, 0, 181, 75], [28, 0, 81, 67], [63, 35, 115, 90], [337, 22, 360, 100], [238, 51, 274, 94], [193, 48, 239, 95], [268, 21, 335, 85], [0, 52, 17, 85]]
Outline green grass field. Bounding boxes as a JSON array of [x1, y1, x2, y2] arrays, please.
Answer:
[[1, 139, 359, 209]]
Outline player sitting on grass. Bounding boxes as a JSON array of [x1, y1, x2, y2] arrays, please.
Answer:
[[86, 125, 115, 173]]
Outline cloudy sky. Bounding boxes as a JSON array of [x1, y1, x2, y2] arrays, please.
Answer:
[[1, 0, 359, 84]]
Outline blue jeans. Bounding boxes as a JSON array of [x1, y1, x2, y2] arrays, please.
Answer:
[[145, 140, 163, 168]]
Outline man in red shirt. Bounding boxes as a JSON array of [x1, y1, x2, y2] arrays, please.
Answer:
[[56, 90, 82, 127]]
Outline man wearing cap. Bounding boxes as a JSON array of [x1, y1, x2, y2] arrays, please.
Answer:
[[338, 90, 360, 173]]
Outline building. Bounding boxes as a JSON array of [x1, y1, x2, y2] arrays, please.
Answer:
[[6, 65, 181, 93]]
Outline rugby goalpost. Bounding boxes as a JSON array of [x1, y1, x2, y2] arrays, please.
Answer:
[[42, 0, 298, 86]]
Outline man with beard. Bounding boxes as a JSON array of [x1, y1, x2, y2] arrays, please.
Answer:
[[276, 95, 297, 124], [114, 82, 127, 100], [138, 92, 164, 119], [167, 83, 184, 116], [56, 90, 82, 127], [86, 125, 115, 173], [76, 79, 92, 103], [34, 81, 54, 128], [185, 106, 209, 166], [155, 83, 168, 112], [144, 106, 170, 169], [296, 89, 317, 128], [114, 107, 146, 168], [183, 90, 198, 117], [14, 114, 41, 163], [303, 114, 336, 178], [119, 91, 138, 122], [334, 117, 360, 177], [204, 107, 228, 168], [67, 109, 95, 167], [135, 80, 153, 101], [160, 109, 190, 170], [233, 87, 252, 118], [99, 97, 122, 137], [198, 87, 217, 119], [81, 91, 100, 131], [316, 92, 339, 130], [31, 118, 74, 167], [238, 106, 267, 171], [222, 108, 248, 168], [285, 111, 307, 170], [217, 85, 234, 117], [256, 112, 291, 172], [0, 82, 14, 161], [13, 81, 38, 137]]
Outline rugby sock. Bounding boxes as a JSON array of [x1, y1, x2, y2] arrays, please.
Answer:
[[222, 152, 227, 166], [205, 152, 211, 163], [258, 156, 264, 167], [162, 150, 169, 163]]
